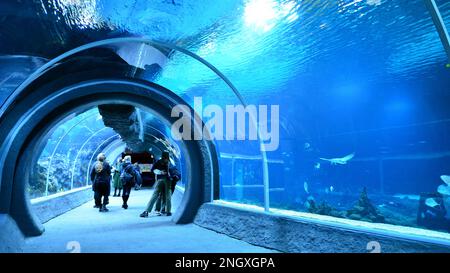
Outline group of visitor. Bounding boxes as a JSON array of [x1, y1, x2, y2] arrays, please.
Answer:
[[90, 151, 180, 217]]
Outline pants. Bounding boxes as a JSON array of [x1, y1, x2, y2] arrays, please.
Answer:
[[155, 180, 176, 212], [94, 183, 109, 206], [114, 188, 122, 196], [145, 178, 172, 213], [122, 184, 132, 205], [122, 184, 132, 197]]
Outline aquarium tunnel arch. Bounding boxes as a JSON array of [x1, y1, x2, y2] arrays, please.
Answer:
[[1, 78, 221, 236], [0, 0, 450, 252]]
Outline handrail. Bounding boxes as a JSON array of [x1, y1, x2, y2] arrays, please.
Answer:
[[44, 112, 98, 196]]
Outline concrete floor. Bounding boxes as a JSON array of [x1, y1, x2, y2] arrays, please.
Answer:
[[24, 189, 275, 253]]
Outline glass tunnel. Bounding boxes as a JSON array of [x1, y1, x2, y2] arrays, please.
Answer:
[[30, 106, 185, 199], [0, 0, 450, 253]]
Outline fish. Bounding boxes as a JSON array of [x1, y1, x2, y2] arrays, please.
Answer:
[[440, 175, 450, 186], [303, 181, 309, 194], [437, 184, 450, 196], [325, 188, 329, 194], [427, 211, 437, 217], [314, 163, 321, 169], [393, 194, 420, 200], [425, 198, 439, 208], [330, 186, 334, 192], [319, 153, 355, 165]]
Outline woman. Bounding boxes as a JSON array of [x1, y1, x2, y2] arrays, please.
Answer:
[[90, 153, 111, 212], [112, 158, 123, 197]]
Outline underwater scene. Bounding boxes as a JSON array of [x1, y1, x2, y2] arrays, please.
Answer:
[[206, 0, 450, 233], [9, 0, 448, 235]]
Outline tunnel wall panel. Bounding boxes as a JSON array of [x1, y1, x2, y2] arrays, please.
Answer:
[[31, 186, 93, 224], [0, 214, 24, 253]]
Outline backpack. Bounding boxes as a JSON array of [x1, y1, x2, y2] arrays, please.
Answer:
[[120, 164, 135, 186], [95, 161, 104, 173]]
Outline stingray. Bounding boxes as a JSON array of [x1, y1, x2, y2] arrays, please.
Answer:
[[319, 153, 355, 165]]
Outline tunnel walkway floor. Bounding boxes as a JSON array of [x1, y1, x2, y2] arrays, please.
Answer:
[[23, 189, 275, 253]]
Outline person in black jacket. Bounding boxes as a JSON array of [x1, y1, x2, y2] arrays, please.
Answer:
[[120, 155, 136, 209], [140, 151, 172, 217], [90, 153, 111, 212]]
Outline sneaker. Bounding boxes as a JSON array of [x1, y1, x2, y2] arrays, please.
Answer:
[[94, 205, 100, 208], [122, 204, 128, 209], [140, 211, 149, 218], [166, 212, 172, 216]]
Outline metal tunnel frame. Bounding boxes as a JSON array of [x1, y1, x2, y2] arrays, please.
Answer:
[[0, 78, 219, 236], [85, 134, 120, 186], [69, 127, 112, 188], [424, 0, 450, 62], [45, 112, 99, 196]]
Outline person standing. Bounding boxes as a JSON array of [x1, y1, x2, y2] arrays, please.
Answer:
[[112, 158, 123, 197], [90, 153, 111, 212], [120, 155, 136, 209], [155, 165, 181, 214], [134, 162, 142, 190], [140, 151, 172, 217]]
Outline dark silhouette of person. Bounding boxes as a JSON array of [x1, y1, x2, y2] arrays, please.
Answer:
[[90, 153, 111, 212]]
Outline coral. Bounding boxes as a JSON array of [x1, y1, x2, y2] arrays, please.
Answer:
[[306, 198, 345, 218], [346, 187, 385, 223]]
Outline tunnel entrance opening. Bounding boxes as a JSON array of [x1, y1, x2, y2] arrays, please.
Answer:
[[28, 103, 190, 235], [0, 79, 219, 237]]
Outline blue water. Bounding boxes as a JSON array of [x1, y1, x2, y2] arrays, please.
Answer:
[[2, 0, 449, 231]]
